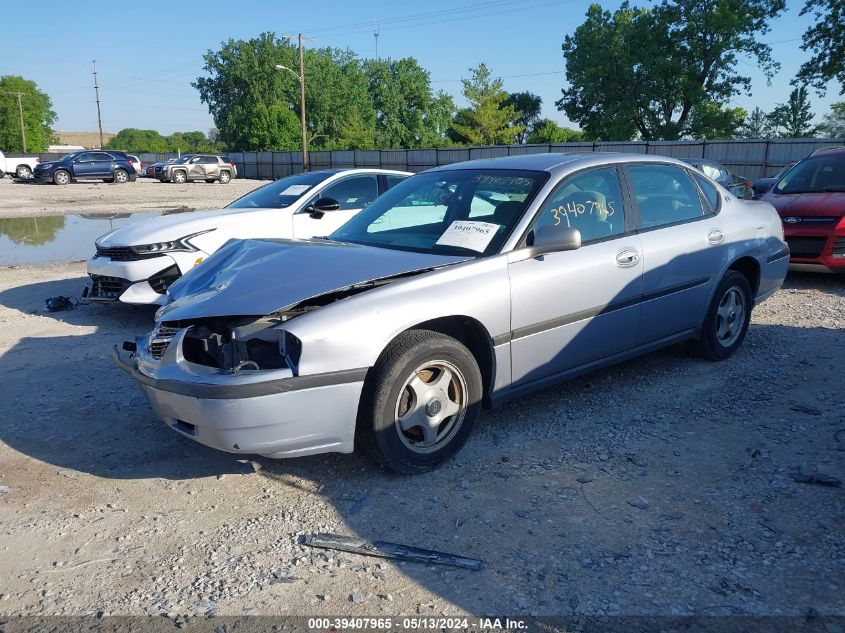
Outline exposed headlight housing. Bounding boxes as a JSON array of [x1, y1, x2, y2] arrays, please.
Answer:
[[130, 229, 215, 255]]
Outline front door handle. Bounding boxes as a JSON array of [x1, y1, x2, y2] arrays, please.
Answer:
[[707, 229, 725, 245], [616, 249, 640, 267]]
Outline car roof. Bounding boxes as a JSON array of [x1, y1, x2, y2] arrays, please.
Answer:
[[808, 146, 845, 157], [428, 152, 693, 174]]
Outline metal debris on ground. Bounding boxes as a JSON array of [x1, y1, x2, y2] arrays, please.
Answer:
[[303, 533, 482, 571], [792, 469, 842, 487]]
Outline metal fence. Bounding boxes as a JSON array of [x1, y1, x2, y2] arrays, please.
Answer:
[[9, 137, 844, 181]]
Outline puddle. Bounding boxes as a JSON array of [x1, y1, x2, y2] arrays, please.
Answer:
[[0, 212, 174, 265]]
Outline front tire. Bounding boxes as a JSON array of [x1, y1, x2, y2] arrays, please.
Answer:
[[113, 169, 129, 184], [357, 330, 482, 474], [53, 170, 70, 185], [16, 165, 32, 179], [692, 271, 752, 361], [172, 170, 187, 184]]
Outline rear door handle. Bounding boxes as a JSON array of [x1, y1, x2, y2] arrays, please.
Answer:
[[707, 229, 724, 245], [616, 249, 640, 267]]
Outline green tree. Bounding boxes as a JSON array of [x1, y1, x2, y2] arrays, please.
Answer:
[[364, 57, 455, 148], [526, 119, 584, 143], [767, 86, 817, 137], [504, 91, 543, 143], [818, 102, 845, 137], [0, 76, 57, 152], [0, 216, 65, 246], [558, 0, 785, 141], [796, 0, 845, 94], [166, 130, 219, 153], [449, 64, 523, 145], [686, 101, 748, 139], [107, 128, 169, 153], [737, 107, 774, 138]]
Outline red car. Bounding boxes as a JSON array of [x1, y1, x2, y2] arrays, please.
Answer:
[[762, 147, 845, 273]]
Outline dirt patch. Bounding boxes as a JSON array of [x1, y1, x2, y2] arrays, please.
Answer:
[[0, 263, 843, 618]]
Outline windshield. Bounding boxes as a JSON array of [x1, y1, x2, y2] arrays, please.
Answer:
[[226, 171, 335, 209], [330, 169, 548, 256], [774, 153, 845, 194], [173, 155, 195, 165]]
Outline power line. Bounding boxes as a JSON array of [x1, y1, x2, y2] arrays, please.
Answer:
[[432, 70, 565, 83]]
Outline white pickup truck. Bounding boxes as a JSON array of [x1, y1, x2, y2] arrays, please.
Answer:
[[0, 150, 40, 179]]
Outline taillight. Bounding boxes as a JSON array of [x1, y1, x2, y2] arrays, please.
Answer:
[[36, 158, 41, 163], [745, 181, 751, 187]]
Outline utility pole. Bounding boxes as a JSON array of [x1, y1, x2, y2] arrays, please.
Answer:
[[13, 92, 26, 152], [92, 59, 104, 149], [374, 19, 380, 60], [298, 33, 308, 172]]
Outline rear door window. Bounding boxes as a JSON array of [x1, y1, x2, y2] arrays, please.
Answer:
[[691, 172, 720, 212], [627, 164, 705, 229]]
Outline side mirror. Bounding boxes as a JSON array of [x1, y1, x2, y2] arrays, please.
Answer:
[[522, 225, 582, 259], [309, 197, 340, 218]]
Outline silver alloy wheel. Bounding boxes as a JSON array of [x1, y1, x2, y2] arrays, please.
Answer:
[[54, 170, 70, 185], [219, 171, 230, 183], [17, 166, 32, 178], [715, 286, 746, 347], [394, 359, 467, 454], [173, 170, 187, 183], [114, 170, 128, 183]]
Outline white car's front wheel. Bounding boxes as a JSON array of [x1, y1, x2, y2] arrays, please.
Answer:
[[16, 165, 32, 179]]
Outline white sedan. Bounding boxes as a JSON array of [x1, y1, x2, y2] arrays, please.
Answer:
[[86, 168, 411, 305]]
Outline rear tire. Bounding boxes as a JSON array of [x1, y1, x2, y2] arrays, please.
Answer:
[[53, 170, 70, 185], [356, 330, 482, 474], [16, 165, 32, 179], [692, 270, 752, 361], [218, 170, 231, 184]]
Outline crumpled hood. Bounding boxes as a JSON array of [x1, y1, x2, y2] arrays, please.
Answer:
[[763, 191, 845, 218], [157, 238, 469, 321], [95, 207, 281, 246]]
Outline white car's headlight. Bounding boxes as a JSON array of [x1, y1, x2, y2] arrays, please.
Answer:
[[131, 229, 215, 255]]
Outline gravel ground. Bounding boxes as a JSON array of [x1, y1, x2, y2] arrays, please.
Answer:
[[0, 262, 843, 621], [0, 176, 265, 219]]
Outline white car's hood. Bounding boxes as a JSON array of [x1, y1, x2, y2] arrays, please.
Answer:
[[96, 207, 288, 247]]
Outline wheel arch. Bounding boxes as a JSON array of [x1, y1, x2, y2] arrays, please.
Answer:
[[371, 315, 496, 408], [727, 256, 761, 296]]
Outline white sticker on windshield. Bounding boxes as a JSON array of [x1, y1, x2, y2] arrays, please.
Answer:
[[435, 221, 500, 252], [279, 184, 311, 196]]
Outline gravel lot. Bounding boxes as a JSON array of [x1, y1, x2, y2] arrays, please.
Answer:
[[0, 261, 843, 620], [0, 176, 265, 219]]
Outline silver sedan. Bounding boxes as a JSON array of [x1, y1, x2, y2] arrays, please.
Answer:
[[115, 153, 789, 473]]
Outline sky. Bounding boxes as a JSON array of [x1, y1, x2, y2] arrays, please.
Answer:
[[0, 0, 840, 136]]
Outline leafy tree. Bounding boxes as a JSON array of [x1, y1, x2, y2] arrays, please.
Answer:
[[364, 58, 455, 148], [449, 64, 523, 145], [526, 119, 584, 143], [737, 107, 774, 138], [686, 101, 748, 139], [107, 129, 169, 153], [166, 130, 220, 153], [504, 91, 543, 143], [336, 104, 376, 149], [558, 0, 785, 141], [767, 86, 817, 137], [0, 76, 57, 152], [818, 102, 845, 138], [796, 0, 845, 94]]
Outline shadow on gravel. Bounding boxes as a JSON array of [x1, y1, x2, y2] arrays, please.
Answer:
[[0, 274, 242, 480], [1, 268, 844, 616]]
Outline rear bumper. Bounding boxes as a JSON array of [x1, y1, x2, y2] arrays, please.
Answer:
[[113, 334, 364, 457]]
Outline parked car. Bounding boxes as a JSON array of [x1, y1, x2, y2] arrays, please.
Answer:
[[87, 168, 411, 304], [0, 150, 40, 179], [761, 146, 845, 273], [145, 158, 178, 178], [751, 162, 796, 199], [33, 150, 137, 185], [681, 158, 753, 199], [114, 153, 788, 473], [158, 154, 237, 183], [127, 154, 143, 176]]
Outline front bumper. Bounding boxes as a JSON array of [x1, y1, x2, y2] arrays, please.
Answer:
[[87, 254, 182, 304], [113, 329, 365, 457], [784, 227, 845, 273]]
